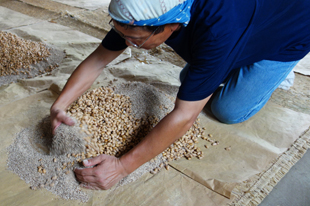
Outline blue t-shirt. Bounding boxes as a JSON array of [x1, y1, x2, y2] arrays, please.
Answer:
[[102, 0, 310, 101]]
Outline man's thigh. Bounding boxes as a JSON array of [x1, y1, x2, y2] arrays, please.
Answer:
[[210, 60, 299, 124]]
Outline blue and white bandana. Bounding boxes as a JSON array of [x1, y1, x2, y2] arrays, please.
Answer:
[[109, 0, 194, 27]]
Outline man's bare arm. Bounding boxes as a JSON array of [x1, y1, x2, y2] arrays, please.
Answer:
[[119, 96, 211, 174]]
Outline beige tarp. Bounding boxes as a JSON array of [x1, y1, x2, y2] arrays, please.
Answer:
[[1, 6, 310, 206], [50, 0, 110, 10]]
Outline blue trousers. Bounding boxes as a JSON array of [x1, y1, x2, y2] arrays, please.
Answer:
[[180, 60, 299, 124]]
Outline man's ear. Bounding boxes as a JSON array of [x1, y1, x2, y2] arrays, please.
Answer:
[[169, 23, 181, 32]]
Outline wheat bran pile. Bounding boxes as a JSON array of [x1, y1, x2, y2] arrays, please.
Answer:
[[7, 117, 90, 202], [7, 82, 205, 202]]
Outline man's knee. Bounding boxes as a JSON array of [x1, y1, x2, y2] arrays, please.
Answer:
[[210, 99, 248, 124]]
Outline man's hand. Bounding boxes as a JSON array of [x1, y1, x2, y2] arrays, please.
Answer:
[[50, 108, 75, 134], [74, 154, 129, 190]]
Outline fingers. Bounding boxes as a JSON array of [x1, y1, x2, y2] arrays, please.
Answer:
[[83, 154, 108, 167], [55, 110, 74, 126], [74, 155, 124, 190], [52, 122, 61, 134], [75, 169, 96, 182], [51, 109, 75, 134], [63, 115, 75, 126], [75, 167, 105, 190], [74, 167, 95, 177], [80, 182, 101, 190], [75, 169, 101, 190], [74, 156, 107, 180]]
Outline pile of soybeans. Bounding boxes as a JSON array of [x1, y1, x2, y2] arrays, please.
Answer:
[[0, 31, 65, 86], [0, 31, 51, 76]]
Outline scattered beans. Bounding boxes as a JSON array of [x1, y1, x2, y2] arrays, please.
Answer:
[[225, 147, 231, 151]]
